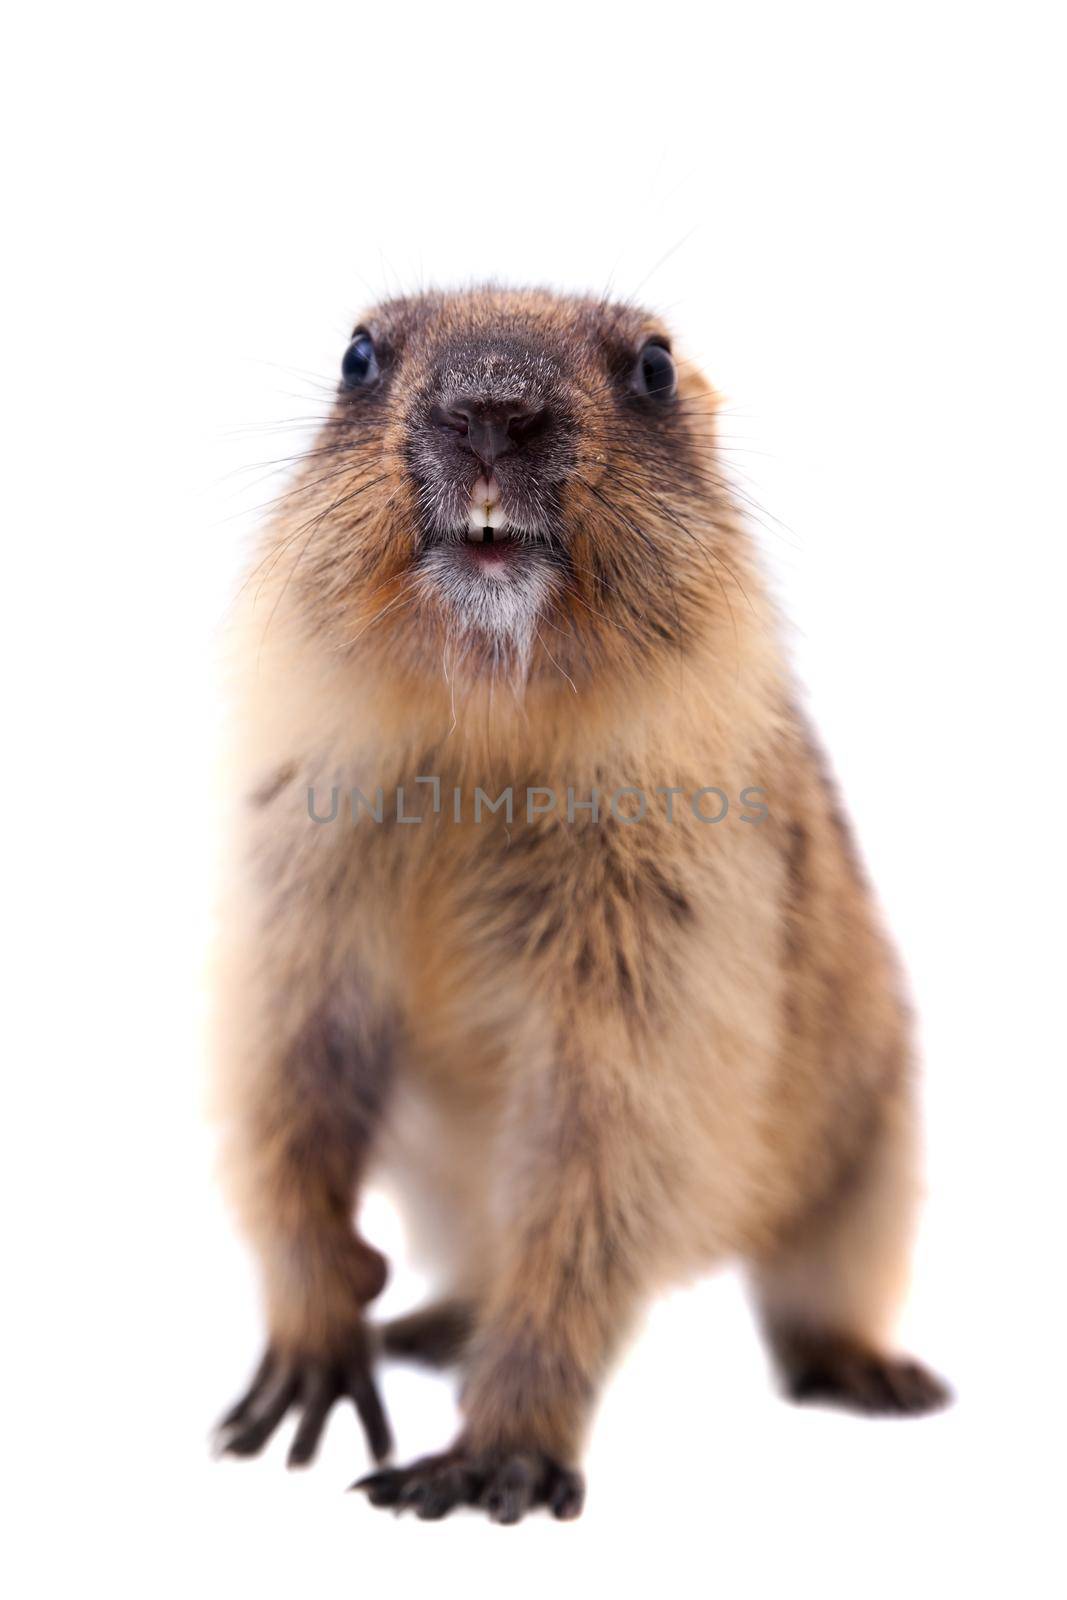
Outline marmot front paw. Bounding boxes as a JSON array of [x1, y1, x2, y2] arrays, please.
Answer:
[[354, 1445, 585, 1523], [351, 1440, 585, 1523], [216, 1335, 391, 1466]]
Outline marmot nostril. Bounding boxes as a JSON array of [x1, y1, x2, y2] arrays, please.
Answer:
[[429, 403, 470, 437], [435, 396, 547, 468], [504, 404, 548, 446]]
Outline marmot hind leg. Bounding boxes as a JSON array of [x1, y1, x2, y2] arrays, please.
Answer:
[[376, 1299, 475, 1369], [750, 1085, 951, 1415]]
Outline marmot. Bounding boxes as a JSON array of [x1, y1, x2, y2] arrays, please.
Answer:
[[214, 286, 949, 1523]]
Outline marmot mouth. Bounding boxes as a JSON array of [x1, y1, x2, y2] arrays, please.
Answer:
[[418, 473, 558, 564], [465, 525, 513, 546], [461, 525, 519, 563], [457, 474, 526, 561]]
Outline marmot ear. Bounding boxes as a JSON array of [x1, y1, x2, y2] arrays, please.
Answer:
[[631, 340, 677, 402], [341, 330, 380, 390]]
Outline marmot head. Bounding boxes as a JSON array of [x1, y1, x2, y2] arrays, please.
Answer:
[[271, 287, 738, 687]]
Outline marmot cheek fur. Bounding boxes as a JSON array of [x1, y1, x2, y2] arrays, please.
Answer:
[[213, 287, 950, 1522]]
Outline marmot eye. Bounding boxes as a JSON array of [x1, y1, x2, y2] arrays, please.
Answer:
[[341, 332, 379, 389], [632, 340, 676, 402]]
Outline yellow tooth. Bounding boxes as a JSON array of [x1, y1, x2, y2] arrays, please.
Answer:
[[468, 488, 505, 533]]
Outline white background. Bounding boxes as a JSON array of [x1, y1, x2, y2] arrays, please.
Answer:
[[4, 3, 1065, 1596]]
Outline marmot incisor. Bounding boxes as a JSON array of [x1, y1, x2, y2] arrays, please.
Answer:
[[214, 287, 949, 1522]]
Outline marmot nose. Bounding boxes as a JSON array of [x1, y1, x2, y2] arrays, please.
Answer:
[[431, 396, 547, 467]]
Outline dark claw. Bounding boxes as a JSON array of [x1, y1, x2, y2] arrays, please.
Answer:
[[482, 1455, 539, 1525], [216, 1340, 392, 1467], [414, 1464, 472, 1520], [877, 1358, 953, 1414], [548, 1466, 585, 1520], [221, 1366, 299, 1455], [215, 1348, 275, 1434], [352, 1465, 410, 1507], [348, 1365, 392, 1463], [286, 1366, 340, 1467]]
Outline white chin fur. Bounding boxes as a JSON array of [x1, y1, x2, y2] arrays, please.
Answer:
[[417, 545, 556, 658]]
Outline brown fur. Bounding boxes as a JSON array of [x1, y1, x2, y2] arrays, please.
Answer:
[[213, 287, 948, 1517]]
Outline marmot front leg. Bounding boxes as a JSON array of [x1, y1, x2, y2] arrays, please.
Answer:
[[217, 986, 394, 1467], [358, 1040, 660, 1523]]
